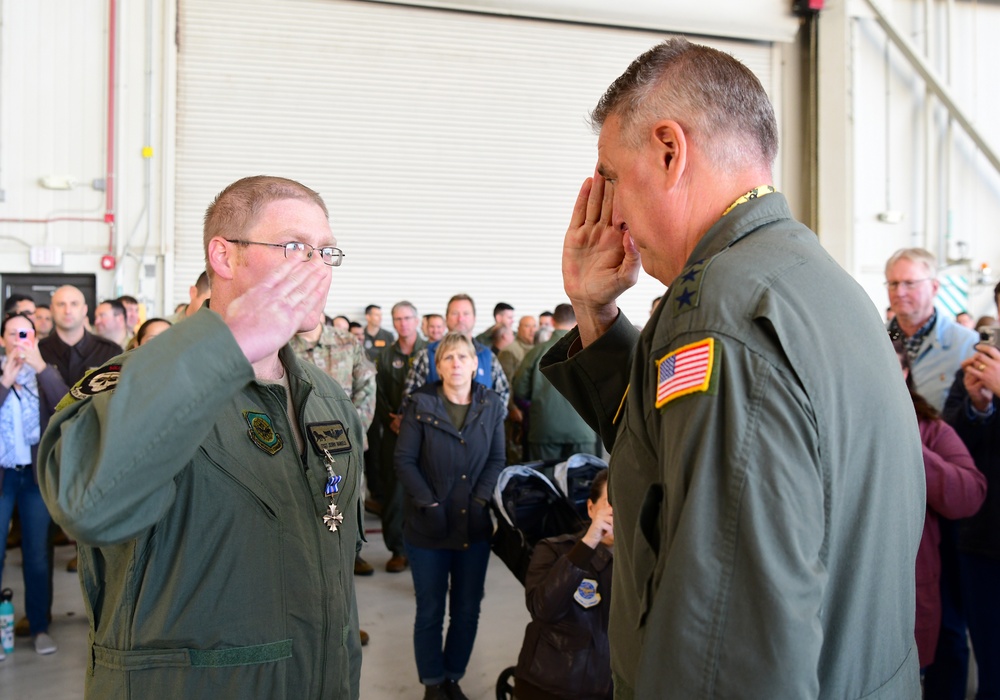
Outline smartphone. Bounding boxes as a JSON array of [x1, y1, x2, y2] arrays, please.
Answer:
[[980, 326, 999, 347]]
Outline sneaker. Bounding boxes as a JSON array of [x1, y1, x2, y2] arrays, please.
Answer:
[[422, 683, 448, 700], [385, 554, 409, 573], [33, 632, 58, 655], [354, 555, 374, 576], [443, 679, 468, 700]]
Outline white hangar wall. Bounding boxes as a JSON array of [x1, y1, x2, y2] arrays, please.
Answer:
[[172, 0, 789, 329], [819, 0, 1000, 320], [1, 0, 796, 331]]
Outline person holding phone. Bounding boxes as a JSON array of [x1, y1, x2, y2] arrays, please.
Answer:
[[0, 312, 69, 657], [943, 323, 1000, 697]]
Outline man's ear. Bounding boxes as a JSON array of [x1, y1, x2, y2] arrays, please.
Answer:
[[207, 237, 237, 280], [652, 120, 687, 189]]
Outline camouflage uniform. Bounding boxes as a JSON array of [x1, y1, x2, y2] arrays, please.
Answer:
[[290, 326, 376, 449]]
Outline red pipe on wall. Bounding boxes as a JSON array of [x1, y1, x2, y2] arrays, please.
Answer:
[[104, 0, 117, 248]]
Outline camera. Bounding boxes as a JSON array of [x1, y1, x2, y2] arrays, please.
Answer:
[[17, 329, 30, 340], [980, 327, 999, 347]]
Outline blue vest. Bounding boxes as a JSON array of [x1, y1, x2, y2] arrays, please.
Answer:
[[425, 339, 494, 388]]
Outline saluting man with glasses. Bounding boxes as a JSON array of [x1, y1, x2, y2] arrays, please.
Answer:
[[885, 247, 979, 412], [37, 176, 365, 699]]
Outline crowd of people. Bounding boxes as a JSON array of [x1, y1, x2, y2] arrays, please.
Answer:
[[2, 37, 1000, 700]]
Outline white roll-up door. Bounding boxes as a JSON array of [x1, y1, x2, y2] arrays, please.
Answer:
[[175, 0, 778, 331]]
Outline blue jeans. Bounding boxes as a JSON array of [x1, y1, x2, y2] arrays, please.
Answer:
[[960, 552, 1000, 700], [0, 468, 52, 635], [405, 539, 491, 685]]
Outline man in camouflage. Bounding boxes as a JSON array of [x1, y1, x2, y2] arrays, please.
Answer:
[[291, 321, 377, 578]]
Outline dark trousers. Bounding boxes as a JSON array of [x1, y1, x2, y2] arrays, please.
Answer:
[[365, 422, 382, 501], [379, 428, 404, 556], [960, 551, 1000, 699], [924, 520, 969, 700]]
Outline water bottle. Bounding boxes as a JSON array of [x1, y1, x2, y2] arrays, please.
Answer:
[[0, 588, 14, 655]]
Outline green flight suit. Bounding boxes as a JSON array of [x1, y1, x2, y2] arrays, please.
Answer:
[[513, 329, 597, 461], [37, 311, 363, 699], [374, 337, 426, 556], [541, 194, 924, 699]]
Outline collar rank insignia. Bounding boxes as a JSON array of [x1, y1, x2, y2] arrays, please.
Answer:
[[243, 411, 283, 455], [68, 364, 123, 402], [655, 338, 716, 409], [672, 258, 713, 318], [573, 578, 601, 609], [306, 420, 352, 456]]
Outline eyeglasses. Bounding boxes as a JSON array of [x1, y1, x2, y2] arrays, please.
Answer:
[[884, 278, 930, 292], [225, 239, 345, 267]]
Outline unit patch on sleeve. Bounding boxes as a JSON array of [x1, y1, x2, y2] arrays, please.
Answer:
[[655, 338, 716, 409], [306, 420, 352, 456], [69, 365, 123, 401], [242, 411, 283, 455]]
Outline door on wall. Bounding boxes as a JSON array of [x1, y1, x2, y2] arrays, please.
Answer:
[[1, 272, 99, 325]]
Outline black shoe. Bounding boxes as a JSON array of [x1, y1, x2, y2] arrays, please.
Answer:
[[443, 679, 469, 700], [422, 683, 448, 700]]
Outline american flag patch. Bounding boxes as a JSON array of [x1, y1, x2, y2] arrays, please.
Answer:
[[655, 338, 715, 409]]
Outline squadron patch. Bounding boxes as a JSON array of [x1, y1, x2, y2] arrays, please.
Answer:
[[574, 578, 601, 608], [392, 358, 405, 370], [655, 338, 715, 409], [69, 365, 123, 401], [243, 411, 283, 455], [306, 420, 352, 456]]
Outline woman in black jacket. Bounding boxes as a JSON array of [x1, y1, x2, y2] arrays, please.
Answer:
[[395, 332, 506, 700], [515, 468, 614, 700]]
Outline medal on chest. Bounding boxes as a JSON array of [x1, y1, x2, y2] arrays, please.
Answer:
[[322, 450, 344, 533], [306, 421, 353, 534]]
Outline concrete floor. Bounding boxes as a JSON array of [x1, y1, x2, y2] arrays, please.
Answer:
[[0, 511, 530, 699]]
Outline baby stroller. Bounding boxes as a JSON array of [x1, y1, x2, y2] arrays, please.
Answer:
[[490, 455, 609, 699]]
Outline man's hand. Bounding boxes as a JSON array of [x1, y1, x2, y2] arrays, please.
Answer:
[[389, 412, 403, 435], [563, 171, 641, 347], [224, 258, 330, 366], [962, 343, 1000, 412]]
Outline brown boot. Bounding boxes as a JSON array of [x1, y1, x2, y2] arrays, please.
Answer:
[[353, 555, 374, 576], [385, 554, 409, 573], [359, 629, 369, 646]]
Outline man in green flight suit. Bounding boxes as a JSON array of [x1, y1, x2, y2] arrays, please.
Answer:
[[540, 39, 925, 699], [373, 300, 426, 573], [37, 176, 363, 699]]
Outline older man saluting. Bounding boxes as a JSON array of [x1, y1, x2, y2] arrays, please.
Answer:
[[541, 39, 924, 699], [38, 176, 363, 699]]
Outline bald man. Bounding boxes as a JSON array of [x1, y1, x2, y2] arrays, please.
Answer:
[[39, 286, 122, 387]]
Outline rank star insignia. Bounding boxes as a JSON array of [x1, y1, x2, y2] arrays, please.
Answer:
[[323, 502, 344, 532]]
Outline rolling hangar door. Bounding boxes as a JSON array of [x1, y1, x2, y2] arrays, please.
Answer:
[[173, 0, 789, 327]]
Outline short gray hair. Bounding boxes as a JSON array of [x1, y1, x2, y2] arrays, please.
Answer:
[[591, 38, 777, 171], [885, 248, 938, 279]]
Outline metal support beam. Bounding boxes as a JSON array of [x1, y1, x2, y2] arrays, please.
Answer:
[[864, 0, 1000, 176]]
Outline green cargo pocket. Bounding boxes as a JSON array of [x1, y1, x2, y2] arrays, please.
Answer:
[[93, 639, 293, 670]]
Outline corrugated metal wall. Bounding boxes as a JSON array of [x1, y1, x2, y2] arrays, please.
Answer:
[[174, 0, 777, 330]]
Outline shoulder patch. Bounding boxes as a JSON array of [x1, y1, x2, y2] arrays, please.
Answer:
[[69, 364, 123, 401], [655, 338, 715, 409]]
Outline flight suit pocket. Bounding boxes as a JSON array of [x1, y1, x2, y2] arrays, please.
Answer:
[[608, 420, 662, 630]]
